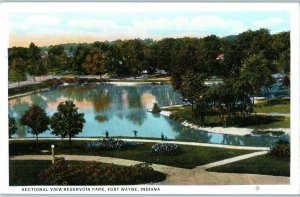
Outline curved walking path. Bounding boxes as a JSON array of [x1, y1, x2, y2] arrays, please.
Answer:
[[10, 151, 289, 185], [10, 138, 269, 151]]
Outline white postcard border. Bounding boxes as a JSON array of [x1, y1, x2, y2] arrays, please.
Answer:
[[0, 2, 299, 195]]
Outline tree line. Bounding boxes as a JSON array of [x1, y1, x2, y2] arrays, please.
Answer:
[[8, 29, 289, 83]]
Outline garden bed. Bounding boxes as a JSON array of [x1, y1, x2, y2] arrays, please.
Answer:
[[10, 160, 165, 186]]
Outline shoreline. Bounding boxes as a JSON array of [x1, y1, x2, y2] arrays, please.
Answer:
[[159, 109, 290, 136]]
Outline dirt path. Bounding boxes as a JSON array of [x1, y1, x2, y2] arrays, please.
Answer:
[[10, 152, 289, 185]]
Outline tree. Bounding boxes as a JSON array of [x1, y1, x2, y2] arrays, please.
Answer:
[[83, 48, 106, 79], [48, 45, 70, 70], [122, 39, 145, 79], [9, 58, 27, 87], [282, 74, 290, 96], [27, 42, 43, 82], [240, 53, 273, 104], [72, 44, 90, 74], [9, 116, 18, 138], [20, 105, 50, 144], [50, 100, 85, 146]]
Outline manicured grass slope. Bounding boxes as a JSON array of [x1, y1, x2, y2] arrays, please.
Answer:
[[9, 83, 49, 96], [166, 105, 289, 128], [206, 154, 290, 177], [9, 140, 254, 169], [254, 98, 290, 114]]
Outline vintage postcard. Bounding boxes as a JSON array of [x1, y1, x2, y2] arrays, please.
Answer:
[[0, 2, 299, 195]]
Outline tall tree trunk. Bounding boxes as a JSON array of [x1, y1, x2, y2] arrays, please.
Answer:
[[35, 134, 38, 150], [69, 136, 72, 148]]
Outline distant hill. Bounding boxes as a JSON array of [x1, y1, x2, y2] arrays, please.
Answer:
[[222, 35, 238, 41]]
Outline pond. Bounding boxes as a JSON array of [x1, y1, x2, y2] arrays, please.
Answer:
[[9, 84, 286, 147]]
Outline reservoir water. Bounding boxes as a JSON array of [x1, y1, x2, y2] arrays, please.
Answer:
[[9, 84, 287, 147]]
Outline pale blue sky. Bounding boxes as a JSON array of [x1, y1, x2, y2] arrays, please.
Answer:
[[9, 11, 290, 46]]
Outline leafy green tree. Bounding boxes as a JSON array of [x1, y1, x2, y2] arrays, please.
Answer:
[[72, 44, 90, 74], [240, 53, 273, 104], [48, 45, 70, 71], [27, 42, 43, 82], [50, 100, 85, 146], [9, 58, 27, 87], [9, 116, 18, 138], [271, 31, 290, 73], [122, 39, 145, 79], [20, 105, 50, 143]]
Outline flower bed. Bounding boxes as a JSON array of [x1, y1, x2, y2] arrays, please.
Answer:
[[39, 160, 166, 185], [87, 138, 142, 150], [269, 139, 290, 159], [151, 143, 181, 155]]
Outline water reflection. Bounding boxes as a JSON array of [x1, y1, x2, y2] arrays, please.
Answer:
[[8, 84, 285, 147]]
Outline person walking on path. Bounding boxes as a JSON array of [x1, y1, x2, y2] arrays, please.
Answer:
[[105, 130, 109, 138], [161, 132, 164, 141]]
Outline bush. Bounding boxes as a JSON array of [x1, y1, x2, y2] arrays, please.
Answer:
[[87, 139, 142, 150], [39, 160, 166, 185], [269, 139, 290, 159], [151, 143, 181, 155], [152, 103, 161, 113], [44, 78, 63, 87]]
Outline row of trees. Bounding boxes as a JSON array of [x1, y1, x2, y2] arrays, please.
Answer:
[[8, 29, 290, 84], [9, 100, 85, 146], [170, 29, 290, 126]]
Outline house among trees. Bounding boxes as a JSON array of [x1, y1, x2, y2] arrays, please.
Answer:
[[40, 51, 48, 59]]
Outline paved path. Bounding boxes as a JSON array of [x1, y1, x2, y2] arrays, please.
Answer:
[[10, 152, 289, 185], [197, 151, 268, 170], [10, 138, 269, 151]]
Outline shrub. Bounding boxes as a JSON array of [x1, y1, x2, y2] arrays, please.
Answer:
[[269, 139, 290, 159], [44, 78, 63, 87], [87, 139, 142, 150], [39, 160, 166, 185], [151, 143, 181, 155], [152, 103, 161, 113]]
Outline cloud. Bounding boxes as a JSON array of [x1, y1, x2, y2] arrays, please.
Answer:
[[252, 17, 283, 28], [67, 19, 116, 29], [24, 15, 62, 26], [10, 15, 63, 34], [65, 16, 247, 38]]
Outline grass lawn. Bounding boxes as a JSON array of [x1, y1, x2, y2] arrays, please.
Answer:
[[206, 154, 290, 177], [9, 140, 254, 169], [10, 160, 166, 186], [254, 98, 290, 114], [8, 83, 49, 97], [166, 106, 290, 129]]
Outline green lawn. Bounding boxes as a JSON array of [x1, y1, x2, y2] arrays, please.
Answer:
[[9, 140, 254, 169], [206, 154, 290, 177], [9, 83, 49, 97], [254, 98, 290, 114], [166, 106, 290, 129], [10, 160, 166, 186]]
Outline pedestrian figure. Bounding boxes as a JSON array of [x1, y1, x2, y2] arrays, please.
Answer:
[[133, 130, 138, 137], [105, 130, 109, 138], [161, 132, 164, 141], [164, 136, 168, 141]]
